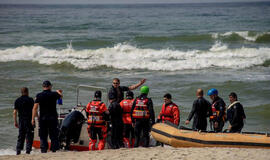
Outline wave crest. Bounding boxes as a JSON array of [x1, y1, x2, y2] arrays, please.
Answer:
[[0, 43, 270, 71], [212, 31, 270, 42]]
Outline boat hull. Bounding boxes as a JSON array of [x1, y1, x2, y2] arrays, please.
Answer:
[[33, 118, 90, 151], [151, 123, 270, 148]]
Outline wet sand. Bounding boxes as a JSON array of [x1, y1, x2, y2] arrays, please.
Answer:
[[1, 147, 270, 160]]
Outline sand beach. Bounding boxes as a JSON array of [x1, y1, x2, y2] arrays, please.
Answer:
[[1, 147, 270, 160]]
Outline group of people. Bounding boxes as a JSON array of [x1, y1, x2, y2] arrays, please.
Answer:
[[86, 78, 155, 150], [185, 88, 246, 133], [13, 78, 246, 155], [13, 81, 62, 155]]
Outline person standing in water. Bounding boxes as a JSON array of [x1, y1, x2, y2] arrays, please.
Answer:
[[227, 92, 246, 133], [32, 80, 63, 153], [207, 88, 226, 132], [14, 87, 34, 155], [185, 89, 211, 131]]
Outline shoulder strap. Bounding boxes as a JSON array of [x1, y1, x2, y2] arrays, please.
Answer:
[[227, 101, 240, 109]]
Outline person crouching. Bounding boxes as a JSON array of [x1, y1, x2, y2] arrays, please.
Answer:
[[86, 91, 109, 151], [120, 91, 135, 148]]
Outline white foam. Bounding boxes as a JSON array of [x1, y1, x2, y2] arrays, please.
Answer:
[[0, 148, 16, 155], [0, 43, 270, 71], [209, 41, 228, 52], [212, 31, 270, 42], [0, 148, 40, 156]]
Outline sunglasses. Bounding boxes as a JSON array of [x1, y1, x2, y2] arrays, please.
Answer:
[[113, 82, 119, 84]]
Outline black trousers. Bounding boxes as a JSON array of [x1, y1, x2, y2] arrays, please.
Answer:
[[123, 124, 135, 139], [214, 120, 224, 132], [88, 126, 104, 140], [134, 119, 150, 147], [39, 116, 59, 153], [16, 120, 34, 153], [230, 124, 244, 133], [111, 121, 123, 149], [193, 118, 207, 131]]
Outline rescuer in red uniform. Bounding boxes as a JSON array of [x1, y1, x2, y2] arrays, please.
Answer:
[[157, 93, 180, 126], [120, 91, 135, 148], [86, 91, 109, 151]]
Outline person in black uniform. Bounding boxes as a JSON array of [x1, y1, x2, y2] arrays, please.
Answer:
[[227, 92, 246, 133], [108, 94, 123, 149], [13, 87, 34, 155], [185, 89, 211, 131], [131, 86, 155, 147], [107, 78, 145, 148], [108, 78, 146, 104], [207, 88, 226, 132], [31, 81, 62, 153]]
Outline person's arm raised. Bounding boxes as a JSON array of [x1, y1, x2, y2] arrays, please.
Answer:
[[56, 89, 63, 98], [128, 79, 146, 90]]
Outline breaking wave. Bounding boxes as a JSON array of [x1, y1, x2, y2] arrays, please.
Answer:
[[212, 31, 270, 42], [0, 42, 270, 71], [133, 31, 270, 43]]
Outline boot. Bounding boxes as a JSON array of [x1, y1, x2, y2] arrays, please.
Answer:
[[131, 138, 135, 148], [97, 139, 105, 150], [16, 150, 21, 155], [123, 138, 131, 148], [89, 139, 97, 151]]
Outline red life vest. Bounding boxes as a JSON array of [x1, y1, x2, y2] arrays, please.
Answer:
[[159, 103, 179, 124], [210, 102, 226, 121], [120, 99, 134, 124], [210, 102, 217, 120], [86, 101, 105, 126], [132, 98, 150, 119]]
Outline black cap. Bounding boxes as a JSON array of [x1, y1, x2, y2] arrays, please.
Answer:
[[94, 91, 102, 98], [42, 80, 52, 87], [126, 91, 134, 98]]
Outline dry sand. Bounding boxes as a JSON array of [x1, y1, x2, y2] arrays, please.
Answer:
[[1, 147, 270, 160]]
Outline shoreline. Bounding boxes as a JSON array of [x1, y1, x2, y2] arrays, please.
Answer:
[[1, 147, 270, 160]]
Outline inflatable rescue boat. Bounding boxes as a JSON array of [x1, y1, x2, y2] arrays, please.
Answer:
[[151, 122, 270, 148]]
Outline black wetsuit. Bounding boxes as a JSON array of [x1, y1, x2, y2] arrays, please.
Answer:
[[108, 86, 129, 103], [108, 101, 123, 149], [187, 97, 211, 131], [131, 94, 155, 147], [14, 95, 34, 154], [227, 102, 246, 133], [211, 96, 226, 132], [35, 90, 61, 153]]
